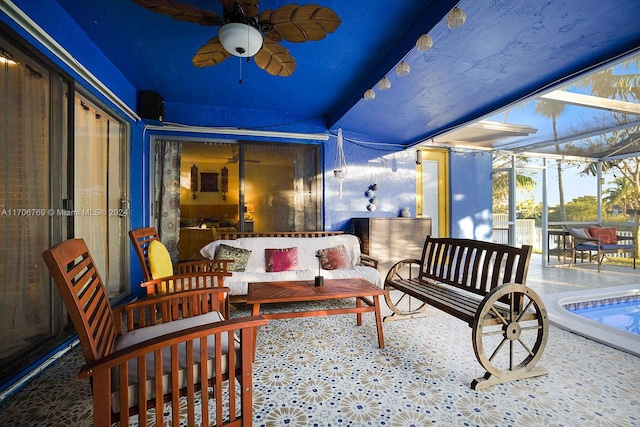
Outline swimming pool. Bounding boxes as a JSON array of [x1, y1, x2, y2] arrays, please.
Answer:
[[543, 284, 640, 357]]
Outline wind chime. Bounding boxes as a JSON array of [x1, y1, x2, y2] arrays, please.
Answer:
[[333, 128, 347, 199]]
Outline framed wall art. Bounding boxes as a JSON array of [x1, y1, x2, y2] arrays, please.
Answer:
[[200, 172, 219, 192]]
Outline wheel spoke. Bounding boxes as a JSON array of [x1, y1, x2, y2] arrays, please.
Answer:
[[510, 292, 515, 320], [489, 337, 508, 362], [489, 306, 508, 326], [482, 328, 505, 337], [516, 299, 534, 322], [393, 292, 408, 306], [509, 340, 514, 370], [517, 338, 534, 356]]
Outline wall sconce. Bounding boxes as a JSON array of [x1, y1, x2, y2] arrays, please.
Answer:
[[221, 166, 229, 201], [190, 164, 199, 199], [416, 150, 422, 165]]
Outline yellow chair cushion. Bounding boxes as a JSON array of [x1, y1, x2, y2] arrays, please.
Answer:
[[148, 240, 174, 292]]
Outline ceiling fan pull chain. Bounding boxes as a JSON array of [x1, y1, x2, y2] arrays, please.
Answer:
[[239, 57, 243, 85]]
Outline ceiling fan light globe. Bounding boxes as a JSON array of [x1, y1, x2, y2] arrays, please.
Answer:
[[219, 22, 263, 57]]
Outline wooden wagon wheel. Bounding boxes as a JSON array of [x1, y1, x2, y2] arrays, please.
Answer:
[[384, 259, 429, 319], [471, 283, 549, 388]]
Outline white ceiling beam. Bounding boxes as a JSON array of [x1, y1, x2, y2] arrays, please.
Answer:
[[540, 90, 640, 115]]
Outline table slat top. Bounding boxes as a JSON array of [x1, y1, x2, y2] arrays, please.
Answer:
[[247, 278, 384, 304]]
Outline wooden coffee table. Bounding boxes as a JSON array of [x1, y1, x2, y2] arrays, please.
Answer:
[[247, 278, 385, 349]]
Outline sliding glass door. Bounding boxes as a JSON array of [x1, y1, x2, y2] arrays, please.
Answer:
[[173, 140, 321, 259], [0, 32, 130, 383]]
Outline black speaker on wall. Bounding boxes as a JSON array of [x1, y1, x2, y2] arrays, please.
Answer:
[[137, 90, 165, 121]]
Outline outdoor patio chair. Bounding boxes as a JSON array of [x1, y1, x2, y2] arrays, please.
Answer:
[[129, 227, 232, 296], [42, 238, 267, 427], [564, 225, 636, 272]]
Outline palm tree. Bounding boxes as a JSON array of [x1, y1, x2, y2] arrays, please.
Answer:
[[534, 100, 567, 220], [605, 175, 639, 219]]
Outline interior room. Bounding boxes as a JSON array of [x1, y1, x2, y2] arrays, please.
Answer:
[[1, 0, 639, 425]]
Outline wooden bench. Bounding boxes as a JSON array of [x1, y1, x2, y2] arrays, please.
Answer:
[[384, 236, 549, 390]]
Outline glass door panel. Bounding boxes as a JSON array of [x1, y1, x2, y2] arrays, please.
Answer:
[[244, 143, 320, 232], [0, 37, 57, 372], [74, 94, 128, 298]]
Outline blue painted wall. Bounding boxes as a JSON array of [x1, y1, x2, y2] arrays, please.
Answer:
[[449, 151, 493, 240], [323, 133, 418, 231]]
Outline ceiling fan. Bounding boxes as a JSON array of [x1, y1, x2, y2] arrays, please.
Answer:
[[205, 147, 261, 164], [130, 0, 341, 77]]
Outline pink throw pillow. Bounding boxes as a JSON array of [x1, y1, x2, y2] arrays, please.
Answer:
[[265, 247, 299, 272], [589, 227, 617, 244], [317, 244, 352, 270]]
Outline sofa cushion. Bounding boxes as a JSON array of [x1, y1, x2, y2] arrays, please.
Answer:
[[148, 240, 174, 292], [570, 227, 591, 239], [148, 240, 173, 279], [589, 227, 617, 244], [265, 247, 299, 272], [215, 244, 251, 272], [200, 235, 364, 272], [317, 244, 352, 270], [112, 310, 239, 411]]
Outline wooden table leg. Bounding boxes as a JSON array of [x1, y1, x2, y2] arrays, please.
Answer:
[[373, 295, 385, 349], [356, 297, 362, 326], [250, 303, 261, 359]]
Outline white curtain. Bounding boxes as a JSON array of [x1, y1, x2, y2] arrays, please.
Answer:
[[74, 98, 108, 277], [0, 55, 51, 360], [154, 140, 182, 263]]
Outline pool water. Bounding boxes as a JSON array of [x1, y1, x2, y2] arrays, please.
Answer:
[[568, 298, 640, 336]]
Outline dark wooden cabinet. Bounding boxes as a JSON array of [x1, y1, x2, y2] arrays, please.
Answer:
[[351, 217, 432, 271]]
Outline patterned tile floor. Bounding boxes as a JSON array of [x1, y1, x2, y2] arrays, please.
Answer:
[[0, 255, 639, 426]]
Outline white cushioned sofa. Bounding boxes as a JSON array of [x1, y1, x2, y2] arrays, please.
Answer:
[[200, 234, 383, 298]]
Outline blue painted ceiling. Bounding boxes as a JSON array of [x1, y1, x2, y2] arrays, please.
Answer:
[[50, 0, 640, 147]]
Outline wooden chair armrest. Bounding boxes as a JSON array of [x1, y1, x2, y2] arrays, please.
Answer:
[[175, 259, 233, 273], [359, 253, 379, 269], [573, 236, 599, 246], [113, 287, 231, 331], [78, 315, 268, 377]]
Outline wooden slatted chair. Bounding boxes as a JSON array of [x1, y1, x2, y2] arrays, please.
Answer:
[[129, 227, 233, 296], [42, 238, 267, 427]]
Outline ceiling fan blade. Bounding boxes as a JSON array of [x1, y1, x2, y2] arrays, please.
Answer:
[[192, 36, 232, 67], [131, 0, 222, 26], [219, 0, 260, 18], [260, 4, 341, 43], [254, 38, 296, 77], [246, 159, 261, 163]]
